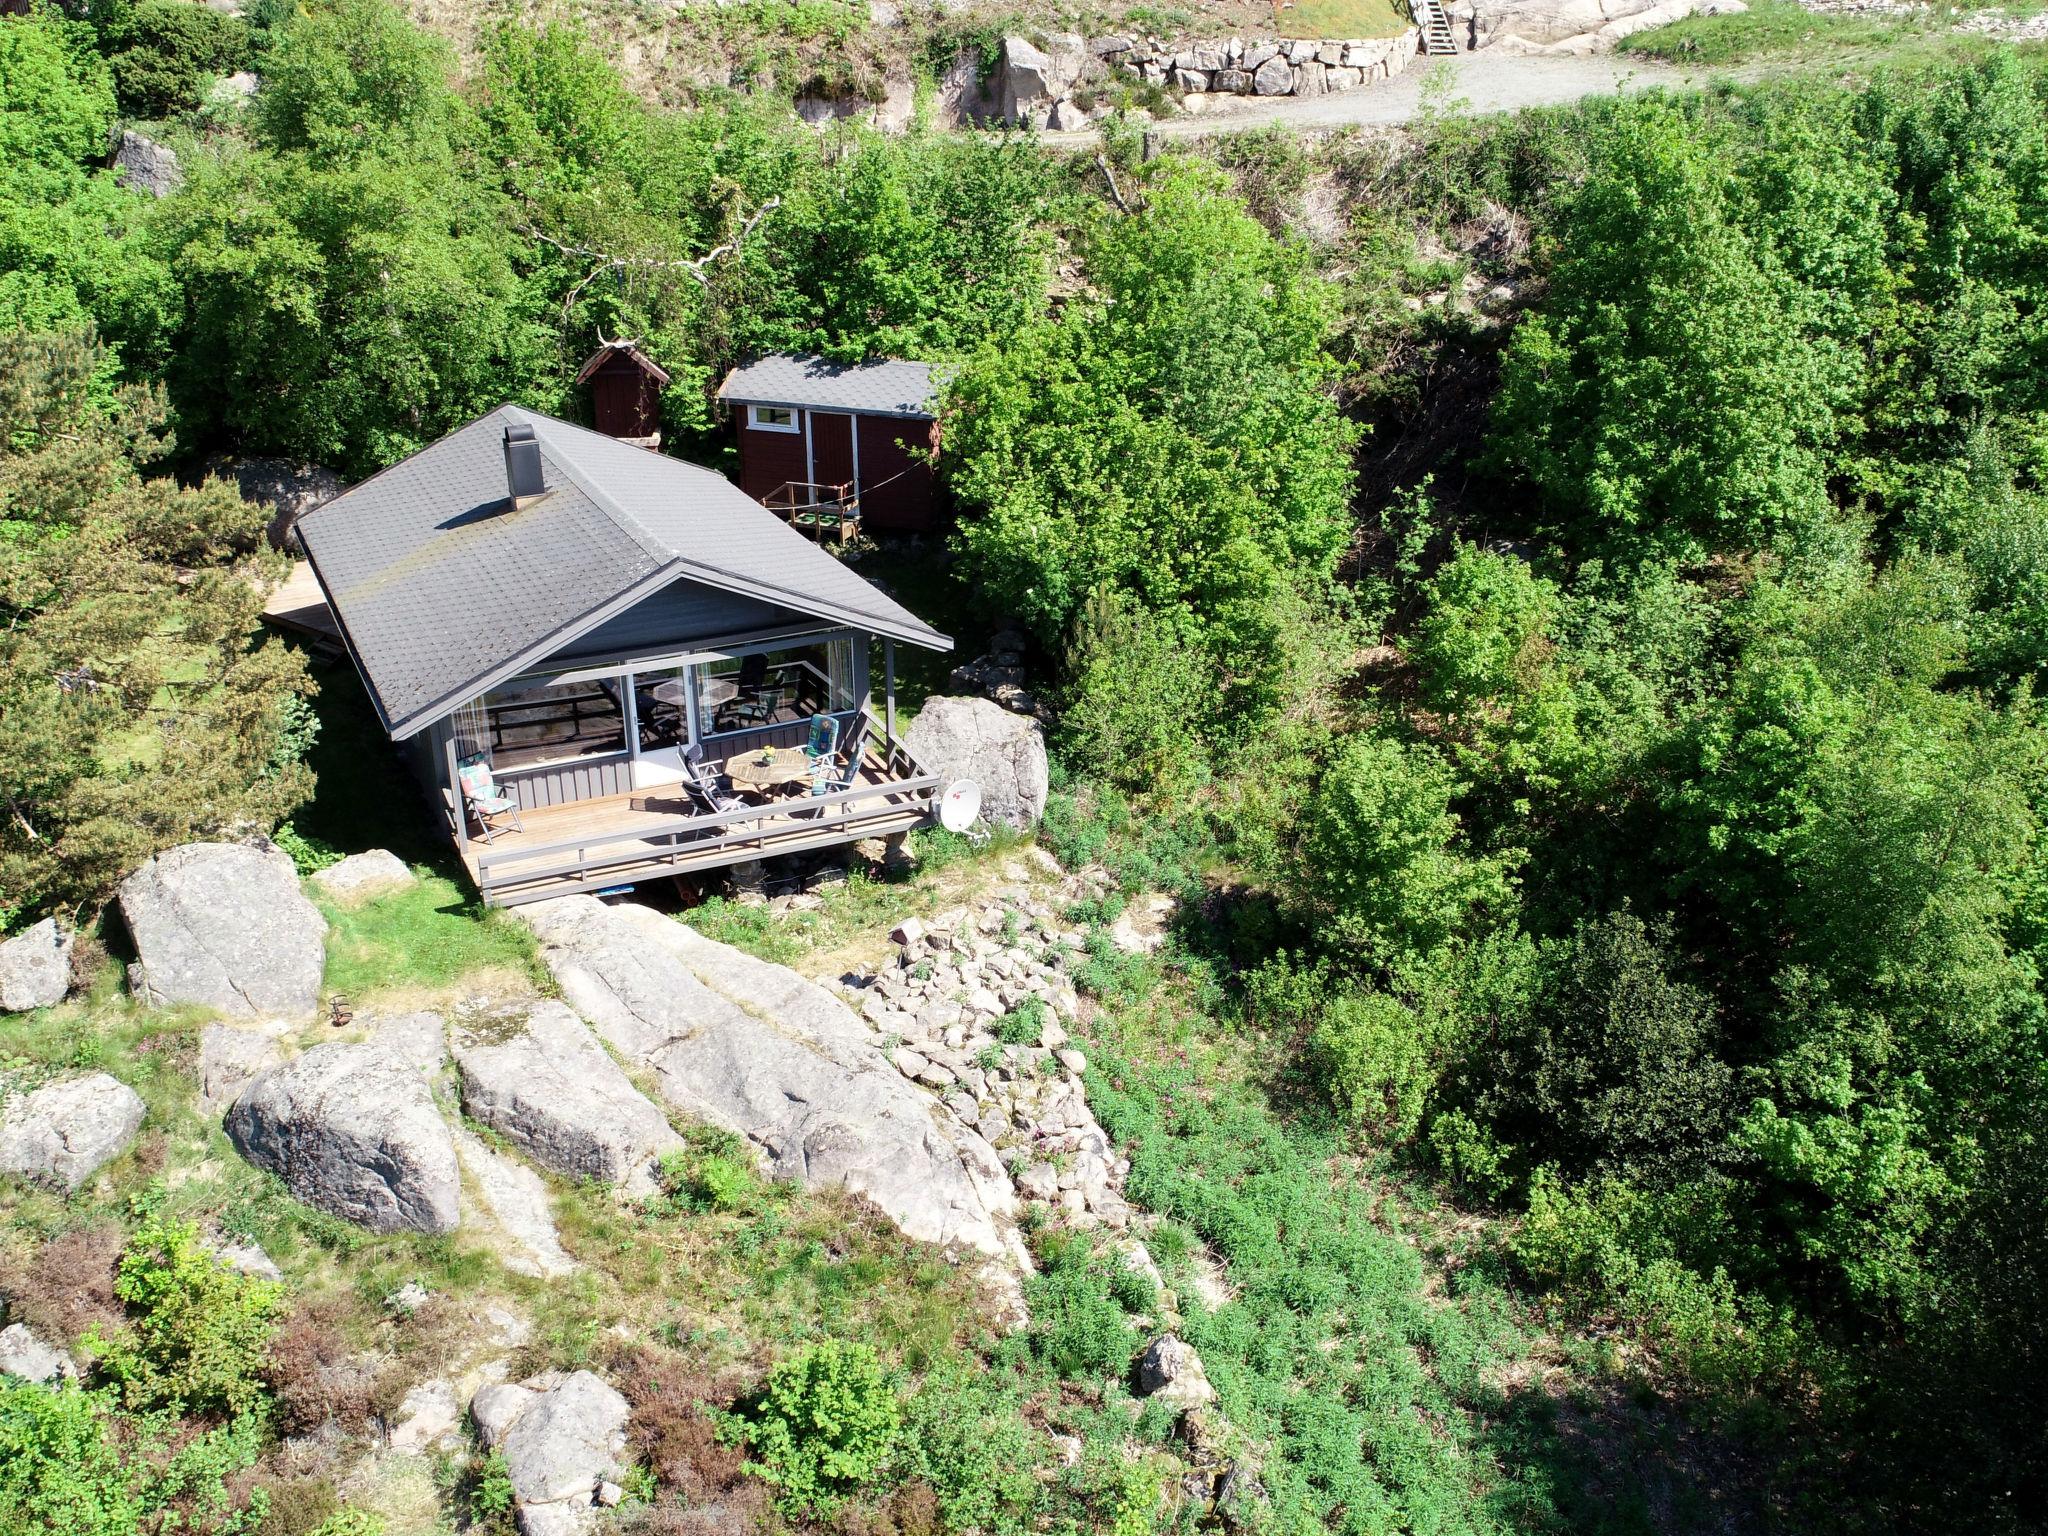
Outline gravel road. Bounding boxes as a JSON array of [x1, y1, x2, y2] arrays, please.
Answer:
[[1049, 51, 1737, 141]]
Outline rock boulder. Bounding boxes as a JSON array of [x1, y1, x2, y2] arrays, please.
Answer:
[[478, 1371, 631, 1536], [1137, 1333, 1215, 1409], [0, 1322, 77, 1383], [520, 897, 1021, 1262], [113, 130, 181, 197], [0, 1073, 145, 1193], [453, 1000, 680, 1195], [119, 841, 327, 1020], [0, 919, 71, 1013], [309, 849, 416, 904], [204, 456, 345, 551], [225, 1043, 460, 1234], [904, 695, 1049, 830], [198, 1021, 289, 1111]]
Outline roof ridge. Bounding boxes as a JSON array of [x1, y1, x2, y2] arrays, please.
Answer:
[[514, 408, 679, 569]]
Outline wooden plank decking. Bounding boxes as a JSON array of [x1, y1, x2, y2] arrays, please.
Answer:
[[458, 750, 940, 905]]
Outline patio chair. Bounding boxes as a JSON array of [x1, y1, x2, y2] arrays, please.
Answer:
[[809, 714, 870, 799], [456, 754, 524, 844], [683, 743, 747, 817]]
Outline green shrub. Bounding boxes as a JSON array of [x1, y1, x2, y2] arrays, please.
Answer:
[[738, 1340, 900, 1515], [308, 1510, 387, 1536], [652, 1146, 757, 1214], [0, 1379, 264, 1535], [96, 0, 251, 117], [899, 1360, 1037, 1533], [1313, 989, 1435, 1140], [1023, 1265, 1139, 1379], [994, 996, 1047, 1046], [273, 822, 344, 876], [87, 1214, 285, 1419], [1059, 588, 1215, 800], [467, 1450, 514, 1528]]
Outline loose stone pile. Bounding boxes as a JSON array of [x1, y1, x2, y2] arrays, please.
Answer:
[[842, 864, 1140, 1230]]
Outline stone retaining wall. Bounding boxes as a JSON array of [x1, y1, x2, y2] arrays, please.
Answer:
[[1100, 31, 1422, 104], [988, 28, 1422, 130]]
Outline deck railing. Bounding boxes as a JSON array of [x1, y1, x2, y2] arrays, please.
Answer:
[[472, 738, 938, 904]]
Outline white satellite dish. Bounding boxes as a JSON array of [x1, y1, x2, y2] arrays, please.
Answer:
[[939, 780, 984, 837]]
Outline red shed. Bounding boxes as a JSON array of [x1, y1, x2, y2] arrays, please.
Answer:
[[716, 354, 949, 534], [577, 342, 671, 448]]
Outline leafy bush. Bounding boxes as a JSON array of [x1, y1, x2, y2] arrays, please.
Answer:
[[652, 1144, 758, 1214], [737, 1340, 900, 1514], [272, 822, 343, 876], [87, 1214, 285, 1419], [994, 996, 1047, 1046], [0, 1379, 265, 1536], [467, 1451, 514, 1528], [1313, 990, 1434, 1140], [307, 1510, 387, 1536], [1300, 732, 1514, 967], [899, 1360, 1037, 1533], [95, 0, 251, 117], [1059, 588, 1215, 799]]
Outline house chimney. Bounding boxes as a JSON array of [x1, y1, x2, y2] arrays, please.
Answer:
[[503, 423, 545, 507]]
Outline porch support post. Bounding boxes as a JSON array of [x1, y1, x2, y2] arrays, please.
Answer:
[[621, 671, 640, 763], [444, 728, 468, 850], [883, 639, 897, 759], [683, 662, 702, 748]]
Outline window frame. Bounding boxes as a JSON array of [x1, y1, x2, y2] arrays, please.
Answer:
[[747, 404, 801, 435]]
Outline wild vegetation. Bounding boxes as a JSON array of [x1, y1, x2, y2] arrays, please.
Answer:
[[4, 0, 2048, 1531]]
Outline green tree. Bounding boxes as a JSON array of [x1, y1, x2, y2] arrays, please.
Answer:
[[0, 329, 314, 917], [1300, 731, 1515, 967], [947, 157, 1357, 676], [1489, 97, 1855, 561]]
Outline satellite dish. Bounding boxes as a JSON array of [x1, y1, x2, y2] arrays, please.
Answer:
[[939, 780, 984, 835]]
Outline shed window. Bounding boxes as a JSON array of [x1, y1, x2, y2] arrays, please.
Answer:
[[479, 677, 626, 769], [748, 405, 800, 434]]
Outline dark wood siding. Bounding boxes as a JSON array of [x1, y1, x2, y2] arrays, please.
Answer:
[[856, 415, 941, 531], [552, 580, 793, 664], [735, 413, 808, 503], [497, 754, 635, 810], [587, 353, 661, 439]]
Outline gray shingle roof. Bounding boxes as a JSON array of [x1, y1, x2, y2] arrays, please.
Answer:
[[296, 404, 951, 740], [716, 354, 950, 419]]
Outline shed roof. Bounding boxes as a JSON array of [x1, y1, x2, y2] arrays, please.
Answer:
[[296, 404, 950, 741], [575, 341, 671, 387], [717, 354, 950, 419]]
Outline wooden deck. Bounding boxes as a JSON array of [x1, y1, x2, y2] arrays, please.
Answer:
[[260, 561, 345, 657], [458, 743, 940, 905]]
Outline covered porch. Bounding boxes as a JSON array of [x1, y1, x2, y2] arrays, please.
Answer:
[[422, 627, 940, 905], [455, 731, 938, 906]]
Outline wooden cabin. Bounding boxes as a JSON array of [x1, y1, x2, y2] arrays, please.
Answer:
[[717, 354, 949, 535], [296, 405, 953, 906], [576, 342, 669, 448]]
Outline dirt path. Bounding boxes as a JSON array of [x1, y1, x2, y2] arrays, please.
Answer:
[[1050, 51, 1746, 141]]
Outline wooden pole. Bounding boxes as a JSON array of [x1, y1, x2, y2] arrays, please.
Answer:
[[883, 639, 897, 759], [444, 730, 468, 850]]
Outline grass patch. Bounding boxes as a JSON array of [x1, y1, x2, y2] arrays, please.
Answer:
[[1619, 0, 1924, 62], [316, 874, 545, 1003], [1273, 0, 1416, 39]]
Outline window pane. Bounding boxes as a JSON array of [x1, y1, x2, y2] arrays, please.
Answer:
[[698, 643, 849, 737], [634, 667, 688, 753], [483, 678, 625, 769]]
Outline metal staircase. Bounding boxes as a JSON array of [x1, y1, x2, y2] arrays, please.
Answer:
[[1416, 0, 1459, 54]]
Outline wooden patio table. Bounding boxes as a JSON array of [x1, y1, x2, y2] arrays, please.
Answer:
[[724, 746, 813, 796]]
